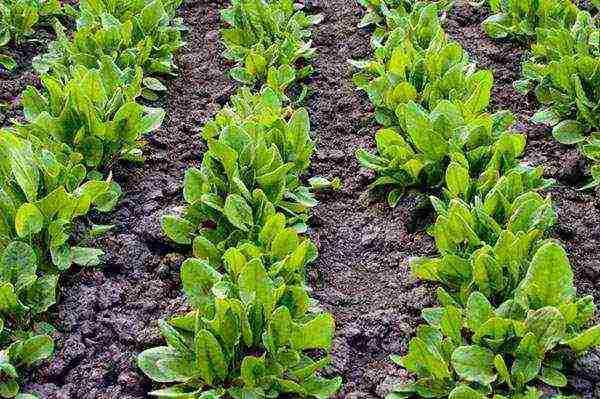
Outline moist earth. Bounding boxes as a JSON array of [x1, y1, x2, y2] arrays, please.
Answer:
[[0, 0, 596, 397]]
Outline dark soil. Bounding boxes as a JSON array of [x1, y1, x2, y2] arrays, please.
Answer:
[[21, 0, 233, 397], [3, 0, 598, 398], [305, 0, 438, 397], [0, 37, 48, 126]]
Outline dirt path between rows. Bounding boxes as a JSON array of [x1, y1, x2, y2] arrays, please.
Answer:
[[306, 1, 438, 397], [23, 1, 232, 397]]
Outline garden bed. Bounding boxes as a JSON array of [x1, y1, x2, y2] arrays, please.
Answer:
[[0, 0, 598, 398]]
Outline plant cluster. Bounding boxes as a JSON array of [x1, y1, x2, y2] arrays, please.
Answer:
[[0, 0, 183, 396], [482, 0, 578, 41], [355, 3, 600, 398], [357, 0, 453, 30], [351, 4, 501, 205], [0, 0, 65, 71], [33, 0, 185, 99], [220, 0, 320, 90], [482, 1, 600, 188], [137, 0, 341, 398], [514, 9, 600, 188]]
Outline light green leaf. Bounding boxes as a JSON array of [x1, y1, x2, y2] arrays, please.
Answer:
[[451, 345, 497, 385]]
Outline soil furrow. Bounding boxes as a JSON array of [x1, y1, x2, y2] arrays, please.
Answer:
[[22, 1, 231, 397], [306, 1, 437, 397]]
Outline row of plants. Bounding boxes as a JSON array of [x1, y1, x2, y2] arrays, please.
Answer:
[[352, 1, 600, 398], [482, 0, 600, 188], [0, 0, 185, 397], [0, 0, 66, 71], [136, 0, 342, 397]]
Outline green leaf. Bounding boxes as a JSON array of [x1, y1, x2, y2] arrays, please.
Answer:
[[10, 335, 54, 367], [466, 292, 493, 332], [494, 354, 512, 388], [565, 324, 600, 353], [141, 107, 165, 133], [449, 385, 486, 399], [0, 241, 37, 290], [440, 305, 463, 346], [137, 346, 194, 383], [147, 386, 202, 398], [292, 313, 335, 350], [223, 194, 253, 232], [401, 337, 451, 380], [0, 55, 16, 71], [539, 367, 567, 387], [159, 320, 190, 355], [180, 258, 221, 311], [140, 0, 168, 32], [511, 333, 542, 385], [238, 258, 274, 310], [183, 168, 203, 204], [451, 345, 497, 385], [446, 162, 470, 198], [552, 120, 586, 145], [70, 247, 104, 267], [482, 14, 510, 39], [241, 356, 266, 388], [0, 133, 40, 202], [524, 306, 566, 351], [143, 77, 167, 92], [161, 215, 195, 244], [14, 203, 44, 238], [192, 236, 221, 266], [531, 109, 561, 126], [195, 329, 228, 384], [516, 242, 575, 309]]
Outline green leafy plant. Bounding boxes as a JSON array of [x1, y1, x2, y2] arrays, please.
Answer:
[[161, 87, 333, 252], [33, 0, 185, 99], [482, 0, 578, 41], [138, 218, 341, 398], [0, 0, 63, 71], [351, 5, 491, 127], [0, 130, 115, 321], [220, 0, 321, 87], [19, 59, 165, 170], [357, 0, 453, 30], [411, 166, 555, 303], [355, 98, 515, 206], [390, 242, 600, 398], [515, 10, 600, 187], [0, 332, 53, 398]]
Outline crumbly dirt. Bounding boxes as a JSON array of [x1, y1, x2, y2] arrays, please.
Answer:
[[305, 0, 438, 397], [4, 0, 599, 398], [21, 0, 233, 397]]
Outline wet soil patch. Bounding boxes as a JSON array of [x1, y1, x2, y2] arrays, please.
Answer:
[[21, 1, 232, 397]]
